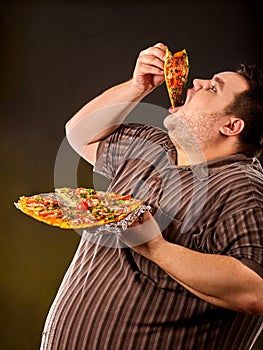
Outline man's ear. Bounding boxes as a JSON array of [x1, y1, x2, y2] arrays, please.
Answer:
[[219, 117, 245, 136]]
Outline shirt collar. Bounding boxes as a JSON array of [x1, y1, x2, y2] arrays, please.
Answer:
[[167, 152, 260, 181]]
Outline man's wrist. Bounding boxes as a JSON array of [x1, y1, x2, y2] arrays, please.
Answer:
[[128, 79, 153, 100], [133, 234, 167, 260]]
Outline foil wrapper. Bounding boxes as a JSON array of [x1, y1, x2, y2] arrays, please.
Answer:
[[86, 204, 152, 235]]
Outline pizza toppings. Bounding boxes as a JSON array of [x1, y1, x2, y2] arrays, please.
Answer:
[[76, 201, 89, 211], [164, 46, 189, 108], [14, 187, 144, 229]]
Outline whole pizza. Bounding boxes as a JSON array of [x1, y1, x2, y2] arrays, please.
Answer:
[[15, 187, 144, 229]]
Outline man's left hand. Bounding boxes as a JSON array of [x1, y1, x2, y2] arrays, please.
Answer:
[[117, 211, 164, 253]]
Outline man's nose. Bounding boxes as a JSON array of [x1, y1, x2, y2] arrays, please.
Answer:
[[192, 78, 205, 91]]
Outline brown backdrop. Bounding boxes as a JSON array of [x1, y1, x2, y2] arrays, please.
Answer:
[[0, 1, 262, 349]]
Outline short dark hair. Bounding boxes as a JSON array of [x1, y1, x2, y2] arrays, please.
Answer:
[[224, 64, 263, 157]]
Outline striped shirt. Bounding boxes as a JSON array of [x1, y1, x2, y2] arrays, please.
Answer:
[[41, 124, 263, 350]]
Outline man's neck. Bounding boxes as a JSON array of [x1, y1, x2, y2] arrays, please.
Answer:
[[177, 146, 236, 166], [177, 152, 204, 166]]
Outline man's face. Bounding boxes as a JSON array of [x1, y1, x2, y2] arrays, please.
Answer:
[[164, 71, 248, 153]]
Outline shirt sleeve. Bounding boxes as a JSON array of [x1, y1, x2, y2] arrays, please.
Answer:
[[94, 123, 173, 180], [214, 207, 263, 277], [94, 124, 131, 180]]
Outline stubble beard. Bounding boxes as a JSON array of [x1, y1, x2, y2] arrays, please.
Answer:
[[164, 108, 223, 160]]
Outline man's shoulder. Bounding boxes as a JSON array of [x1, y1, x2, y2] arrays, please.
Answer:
[[208, 155, 263, 181], [121, 123, 169, 140], [222, 156, 262, 188], [207, 156, 263, 213], [109, 123, 176, 153]]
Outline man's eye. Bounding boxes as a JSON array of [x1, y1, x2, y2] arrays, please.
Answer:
[[210, 85, 217, 93]]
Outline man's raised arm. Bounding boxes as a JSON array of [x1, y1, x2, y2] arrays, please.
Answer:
[[65, 43, 166, 165]]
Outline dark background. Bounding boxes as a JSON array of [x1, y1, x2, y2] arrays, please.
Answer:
[[0, 0, 262, 349]]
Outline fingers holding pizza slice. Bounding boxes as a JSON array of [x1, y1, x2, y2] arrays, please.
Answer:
[[164, 46, 190, 108], [14, 187, 148, 230]]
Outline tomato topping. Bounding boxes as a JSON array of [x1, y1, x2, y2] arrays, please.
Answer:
[[118, 195, 131, 200], [26, 198, 36, 204], [76, 201, 89, 211]]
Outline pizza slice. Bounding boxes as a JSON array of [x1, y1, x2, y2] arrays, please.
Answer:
[[14, 187, 144, 229], [164, 47, 189, 108]]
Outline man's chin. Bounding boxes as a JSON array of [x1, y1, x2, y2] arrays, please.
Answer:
[[163, 111, 180, 131]]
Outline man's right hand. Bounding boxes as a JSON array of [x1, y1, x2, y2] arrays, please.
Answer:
[[131, 42, 166, 95]]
